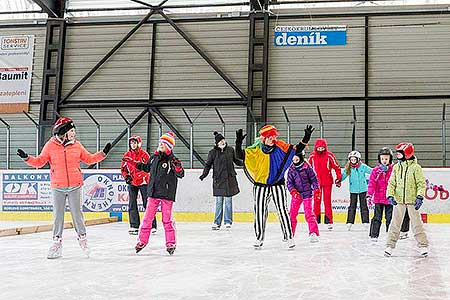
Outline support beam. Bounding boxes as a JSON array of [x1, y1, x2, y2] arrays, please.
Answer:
[[38, 19, 66, 150], [150, 107, 206, 167], [87, 109, 149, 169], [59, 0, 168, 105], [31, 0, 65, 18], [157, 10, 247, 102], [364, 15, 369, 164]]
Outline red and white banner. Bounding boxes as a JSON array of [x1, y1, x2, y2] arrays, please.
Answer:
[[0, 35, 34, 113]]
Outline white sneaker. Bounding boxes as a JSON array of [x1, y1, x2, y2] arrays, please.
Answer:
[[151, 228, 157, 234], [253, 239, 263, 249], [400, 232, 408, 240], [286, 239, 296, 249], [347, 223, 352, 231], [309, 233, 319, 243], [327, 224, 333, 231], [225, 224, 232, 230], [419, 247, 429, 257], [211, 224, 220, 231], [371, 237, 378, 242], [77, 234, 90, 258], [47, 237, 63, 259], [384, 247, 394, 257]]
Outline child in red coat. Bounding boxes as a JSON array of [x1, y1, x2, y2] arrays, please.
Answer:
[[308, 139, 342, 231]]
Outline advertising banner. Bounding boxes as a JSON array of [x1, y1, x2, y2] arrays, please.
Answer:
[[0, 35, 34, 113]]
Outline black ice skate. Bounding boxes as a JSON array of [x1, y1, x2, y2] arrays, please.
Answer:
[[166, 244, 176, 255]]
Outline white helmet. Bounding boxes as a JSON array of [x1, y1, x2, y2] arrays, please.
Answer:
[[348, 150, 361, 160]]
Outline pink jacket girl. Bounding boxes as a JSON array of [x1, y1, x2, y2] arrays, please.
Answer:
[[367, 164, 393, 205]]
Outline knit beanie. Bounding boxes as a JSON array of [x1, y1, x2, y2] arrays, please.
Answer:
[[214, 131, 225, 145], [160, 132, 175, 151]]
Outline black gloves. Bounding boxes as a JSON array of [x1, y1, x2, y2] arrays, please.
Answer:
[[125, 175, 132, 184], [302, 125, 315, 144], [235, 129, 247, 145], [103, 143, 112, 155], [171, 156, 183, 171], [136, 162, 144, 171], [17, 149, 28, 159], [199, 174, 206, 181]]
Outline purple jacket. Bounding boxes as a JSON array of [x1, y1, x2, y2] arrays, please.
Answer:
[[286, 163, 319, 200], [367, 164, 393, 205]]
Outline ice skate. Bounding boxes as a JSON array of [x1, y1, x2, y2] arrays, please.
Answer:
[[327, 224, 333, 231], [347, 223, 352, 231], [400, 232, 408, 240], [224, 224, 232, 230], [309, 233, 319, 243], [211, 224, 220, 231], [128, 228, 138, 235], [371, 237, 378, 243], [286, 239, 295, 249], [419, 247, 429, 258], [151, 228, 157, 234], [384, 247, 394, 257], [47, 237, 63, 259], [135, 241, 147, 253], [166, 244, 176, 255], [77, 234, 90, 258], [253, 239, 263, 249]]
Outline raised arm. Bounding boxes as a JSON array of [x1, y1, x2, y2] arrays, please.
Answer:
[[235, 129, 247, 160]]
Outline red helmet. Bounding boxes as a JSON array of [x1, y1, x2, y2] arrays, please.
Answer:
[[52, 117, 75, 136], [129, 135, 142, 148], [395, 143, 414, 159]]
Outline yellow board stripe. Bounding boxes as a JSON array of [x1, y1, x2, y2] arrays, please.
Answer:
[[3, 212, 450, 223]]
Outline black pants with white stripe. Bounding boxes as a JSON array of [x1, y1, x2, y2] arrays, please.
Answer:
[[253, 184, 293, 242]]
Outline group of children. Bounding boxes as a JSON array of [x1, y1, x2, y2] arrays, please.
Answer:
[[18, 117, 429, 259], [203, 125, 429, 257]]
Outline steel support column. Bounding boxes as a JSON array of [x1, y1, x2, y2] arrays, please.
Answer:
[[38, 18, 66, 150]]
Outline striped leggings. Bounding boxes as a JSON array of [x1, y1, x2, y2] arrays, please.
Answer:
[[253, 184, 293, 241]]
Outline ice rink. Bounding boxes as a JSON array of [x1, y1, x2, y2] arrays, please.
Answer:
[[0, 221, 449, 300]]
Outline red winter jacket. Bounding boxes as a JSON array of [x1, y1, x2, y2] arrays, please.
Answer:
[[24, 137, 106, 188], [307, 139, 342, 187], [121, 147, 150, 186]]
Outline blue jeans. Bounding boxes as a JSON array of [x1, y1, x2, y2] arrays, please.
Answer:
[[214, 196, 233, 226]]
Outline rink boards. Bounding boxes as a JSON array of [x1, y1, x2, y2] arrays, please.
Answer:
[[0, 169, 449, 223]]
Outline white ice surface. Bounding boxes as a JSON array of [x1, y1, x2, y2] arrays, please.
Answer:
[[0, 222, 449, 300]]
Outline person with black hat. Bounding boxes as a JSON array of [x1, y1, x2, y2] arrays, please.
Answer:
[[17, 117, 111, 259], [199, 131, 243, 230]]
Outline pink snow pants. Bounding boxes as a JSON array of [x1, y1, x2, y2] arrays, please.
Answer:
[[138, 197, 176, 247], [290, 196, 319, 236]]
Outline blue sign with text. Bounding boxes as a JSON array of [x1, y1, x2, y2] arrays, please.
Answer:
[[274, 25, 347, 46]]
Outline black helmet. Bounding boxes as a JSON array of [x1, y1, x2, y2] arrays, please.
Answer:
[[378, 147, 393, 164]]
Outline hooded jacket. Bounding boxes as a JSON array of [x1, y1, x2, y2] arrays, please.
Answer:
[[24, 137, 106, 188], [121, 144, 150, 186], [341, 162, 372, 194], [201, 145, 242, 197], [387, 157, 426, 204], [286, 162, 319, 200], [139, 151, 184, 202], [307, 139, 342, 187], [367, 164, 393, 205]]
